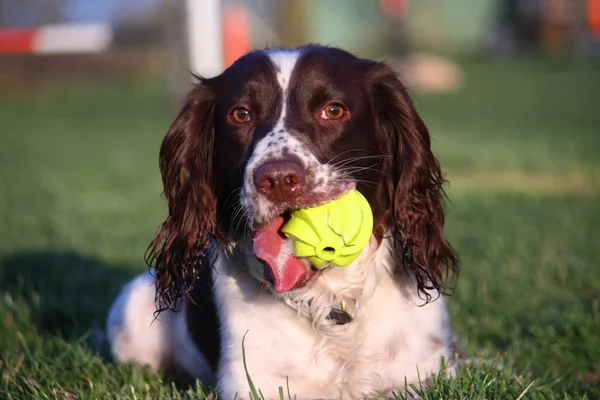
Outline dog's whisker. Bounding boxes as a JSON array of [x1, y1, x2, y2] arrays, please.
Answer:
[[337, 164, 389, 177], [230, 205, 245, 234], [352, 179, 379, 187], [326, 149, 371, 165], [231, 205, 249, 239], [222, 188, 244, 213], [330, 155, 389, 168]]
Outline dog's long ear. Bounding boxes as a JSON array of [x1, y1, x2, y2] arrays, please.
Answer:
[[368, 62, 459, 301], [145, 79, 218, 312]]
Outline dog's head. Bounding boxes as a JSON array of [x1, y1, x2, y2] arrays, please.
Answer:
[[146, 45, 458, 310]]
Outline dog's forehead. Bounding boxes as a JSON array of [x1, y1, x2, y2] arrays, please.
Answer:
[[265, 47, 361, 92], [212, 51, 277, 99], [217, 46, 362, 103], [266, 49, 302, 92]]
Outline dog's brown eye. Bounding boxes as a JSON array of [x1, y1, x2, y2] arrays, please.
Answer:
[[321, 104, 346, 120], [231, 108, 251, 123]]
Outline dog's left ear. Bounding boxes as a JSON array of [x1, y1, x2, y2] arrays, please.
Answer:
[[367, 61, 459, 300]]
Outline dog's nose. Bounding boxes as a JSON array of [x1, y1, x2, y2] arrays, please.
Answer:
[[253, 160, 305, 202]]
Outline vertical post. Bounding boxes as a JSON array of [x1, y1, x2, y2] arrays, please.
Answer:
[[277, 0, 307, 47], [186, 0, 223, 78], [589, 0, 600, 39]]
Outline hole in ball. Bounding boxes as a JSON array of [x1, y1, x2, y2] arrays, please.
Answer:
[[323, 247, 335, 255]]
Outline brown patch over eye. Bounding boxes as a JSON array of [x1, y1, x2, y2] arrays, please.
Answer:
[[320, 104, 346, 120], [231, 107, 252, 123]]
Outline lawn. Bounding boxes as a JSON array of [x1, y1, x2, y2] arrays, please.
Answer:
[[1, 57, 599, 399]]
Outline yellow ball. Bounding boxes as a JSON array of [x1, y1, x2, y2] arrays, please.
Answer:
[[281, 190, 373, 268]]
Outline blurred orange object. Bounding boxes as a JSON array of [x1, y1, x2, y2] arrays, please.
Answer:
[[589, 0, 600, 38], [222, 3, 251, 68], [540, 0, 566, 52], [0, 28, 36, 53], [379, 0, 408, 20]]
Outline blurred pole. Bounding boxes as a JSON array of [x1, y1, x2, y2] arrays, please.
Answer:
[[379, 0, 410, 58], [277, 0, 307, 47], [540, 0, 566, 53], [222, 2, 251, 69], [164, 0, 190, 110], [186, 0, 223, 78], [590, 0, 600, 39]]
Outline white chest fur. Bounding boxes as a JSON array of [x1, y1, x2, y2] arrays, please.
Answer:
[[212, 238, 455, 400]]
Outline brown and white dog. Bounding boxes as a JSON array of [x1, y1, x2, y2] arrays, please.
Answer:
[[107, 44, 460, 399]]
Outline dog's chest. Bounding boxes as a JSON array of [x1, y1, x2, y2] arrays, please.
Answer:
[[210, 253, 452, 399], [212, 260, 339, 385]]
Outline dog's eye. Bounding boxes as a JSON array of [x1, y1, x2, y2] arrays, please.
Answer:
[[320, 104, 346, 120], [231, 107, 252, 123]]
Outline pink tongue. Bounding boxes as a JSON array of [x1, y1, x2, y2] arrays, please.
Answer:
[[253, 216, 314, 292]]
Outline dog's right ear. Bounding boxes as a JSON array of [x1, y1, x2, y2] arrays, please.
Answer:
[[145, 78, 218, 313], [366, 62, 459, 302]]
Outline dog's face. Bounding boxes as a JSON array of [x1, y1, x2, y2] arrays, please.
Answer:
[[147, 45, 459, 310], [211, 48, 382, 226]]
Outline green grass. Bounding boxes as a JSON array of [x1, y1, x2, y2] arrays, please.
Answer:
[[1, 57, 599, 399]]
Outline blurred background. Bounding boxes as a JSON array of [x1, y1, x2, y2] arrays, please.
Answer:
[[1, 1, 599, 398], [1, 0, 599, 101]]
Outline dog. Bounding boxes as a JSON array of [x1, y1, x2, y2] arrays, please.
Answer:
[[107, 44, 460, 399]]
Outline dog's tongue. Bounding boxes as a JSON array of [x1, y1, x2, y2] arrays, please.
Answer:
[[253, 216, 313, 292]]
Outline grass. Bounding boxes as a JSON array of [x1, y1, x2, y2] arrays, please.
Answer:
[[1, 57, 599, 399]]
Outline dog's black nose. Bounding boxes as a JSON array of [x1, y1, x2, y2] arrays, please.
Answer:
[[253, 160, 305, 203]]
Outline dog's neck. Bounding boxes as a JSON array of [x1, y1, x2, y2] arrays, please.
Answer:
[[221, 234, 392, 328], [278, 237, 391, 330]]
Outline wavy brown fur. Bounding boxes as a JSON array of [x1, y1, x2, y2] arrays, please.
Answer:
[[145, 80, 219, 312], [367, 61, 460, 301]]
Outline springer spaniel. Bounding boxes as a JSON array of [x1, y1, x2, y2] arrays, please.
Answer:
[[107, 44, 460, 399]]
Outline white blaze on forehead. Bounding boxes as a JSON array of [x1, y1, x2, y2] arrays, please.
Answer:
[[267, 49, 302, 128], [267, 49, 301, 94]]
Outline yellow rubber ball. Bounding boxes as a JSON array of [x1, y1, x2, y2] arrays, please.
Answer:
[[281, 190, 374, 268]]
